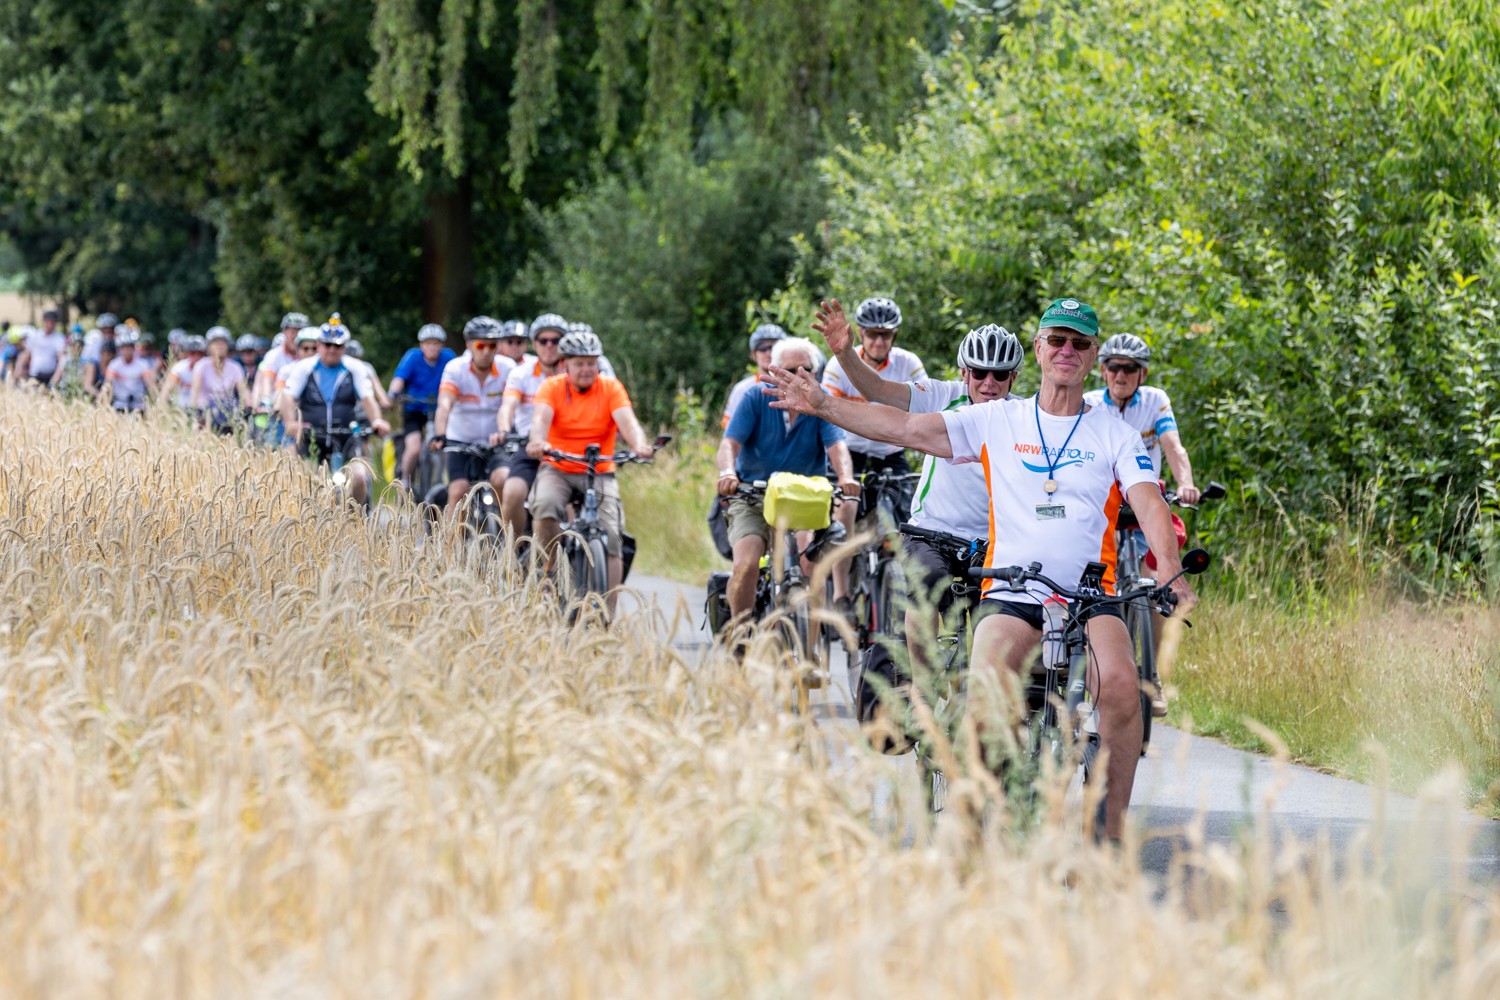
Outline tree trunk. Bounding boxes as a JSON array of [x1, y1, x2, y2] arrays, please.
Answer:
[[421, 176, 475, 329]]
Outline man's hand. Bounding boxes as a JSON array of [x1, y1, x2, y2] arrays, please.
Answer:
[[526, 440, 546, 459], [763, 365, 827, 416], [1166, 574, 1198, 618], [717, 471, 740, 497], [488, 431, 502, 447], [372, 418, 391, 436], [837, 478, 861, 499], [632, 442, 654, 461], [285, 419, 304, 440], [1177, 484, 1202, 505], [812, 299, 854, 356], [428, 434, 446, 451]]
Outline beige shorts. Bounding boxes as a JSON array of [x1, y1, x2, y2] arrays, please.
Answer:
[[530, 465, 624, 556], [725, 494, 773, 548]]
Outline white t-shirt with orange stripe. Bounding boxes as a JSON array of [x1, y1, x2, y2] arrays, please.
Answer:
[[439, 356, 514, 443], [941, 396, 1155, 600], [503, 359, 561, 436], [820, 346, 927, 457]]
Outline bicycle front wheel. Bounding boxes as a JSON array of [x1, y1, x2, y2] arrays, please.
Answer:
[[584, 535, 609, 596], [1126, 599, 1155, 751]]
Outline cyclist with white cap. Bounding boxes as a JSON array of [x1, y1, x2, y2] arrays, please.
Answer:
[[104, 328, 157, 412], [431, 316, 516, 516], [526, 326, 654, 616], [81, 312, 120, 396], [162, 335, 208, 410], [388, 323, 457, 490], [279, 317, 391, 506], [192, 327, 251, 432], [495, 313, 568, 537]]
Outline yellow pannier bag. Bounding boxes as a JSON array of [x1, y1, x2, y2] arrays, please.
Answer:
[[764, 472, 833, 531]]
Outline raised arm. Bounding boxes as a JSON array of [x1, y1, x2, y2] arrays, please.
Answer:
[[764, 364, 954, 458], [812, 299, 912, 410]]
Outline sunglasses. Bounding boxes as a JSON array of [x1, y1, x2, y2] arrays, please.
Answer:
[[969, 368, 1016, 383], [753, 343, 775, 353], [470, 341, 499, 349], [535, 337, 561, 346], [298, 344, 318, 353], [1104, 361, 1142, 374], [1042, 333, 1096, 352], [861, 329, 896, 340]]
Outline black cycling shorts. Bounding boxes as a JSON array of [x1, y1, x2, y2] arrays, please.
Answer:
[[402, 408, 431, 434], [506, 451, 541, 488], [447, 446, 506, 483], [899, 536, 965, 613], [982, 598, 1123, 630]]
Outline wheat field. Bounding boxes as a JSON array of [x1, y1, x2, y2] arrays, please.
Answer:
[[0, 391, 1496, 998]]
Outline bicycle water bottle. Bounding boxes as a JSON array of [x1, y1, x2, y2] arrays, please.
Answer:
[[1040, 595, 1068, 668]]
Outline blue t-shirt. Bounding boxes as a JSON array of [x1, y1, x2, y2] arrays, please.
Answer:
[[725, 383, 845, 481], [314, 361, 346, 402], [393, 346, 457, 412]]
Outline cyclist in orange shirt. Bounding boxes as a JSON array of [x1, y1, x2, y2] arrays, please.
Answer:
[[526, 328, 654, 613]]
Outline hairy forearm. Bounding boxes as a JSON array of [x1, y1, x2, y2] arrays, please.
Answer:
[[1129, 483, 1182, 575], [716, 437, 740, 474], [838, 350, 911, 410], [814, 392, 951, 457], [1160, 432, 1195, 489]]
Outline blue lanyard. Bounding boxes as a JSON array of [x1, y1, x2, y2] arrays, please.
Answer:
[[1034, 397, 1085, 495]]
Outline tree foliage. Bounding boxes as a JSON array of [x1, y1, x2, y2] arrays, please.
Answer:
[[803, 0, 1500, 580]]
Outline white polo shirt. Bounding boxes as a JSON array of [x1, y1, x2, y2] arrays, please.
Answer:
[[821, 346, 927, 457], [439, 356, 515, 443]]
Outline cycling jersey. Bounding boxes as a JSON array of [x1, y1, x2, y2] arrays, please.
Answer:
[[439, 356, 513, 444], [169, 358, 197, 407], [942, 397, 1155, 599], [257, 344, 298, 381], [1082, 386, 1177, 473], [906, 378, 992, 539], [821, 346, 927, 457], [81, 330, 114, 365], [534, 374, 631, 474], [392, 346, 456, 412], [721, 373, 760, 428], [725, 387, 844, 482], [24, 329, 68, 376], [281, 356, 373, 440], [106, 356, 153, 410], [193, 357, 247, 423], [502, 359, 563, 435]]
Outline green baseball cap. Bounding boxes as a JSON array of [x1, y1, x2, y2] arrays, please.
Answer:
[[1037, 297, 1099, 338]]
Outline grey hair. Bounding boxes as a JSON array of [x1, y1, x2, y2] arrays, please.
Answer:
[[771, 336, 824, 371]]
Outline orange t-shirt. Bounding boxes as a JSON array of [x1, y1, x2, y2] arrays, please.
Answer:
[[535, 374, 632, 473]]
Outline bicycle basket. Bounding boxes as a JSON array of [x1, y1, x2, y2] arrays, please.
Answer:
[[764, 472, 833, 531]]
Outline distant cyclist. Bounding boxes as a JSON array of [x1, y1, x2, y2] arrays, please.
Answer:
[[278, 319, 390, 506], [526, 327, 653, 616], [495, 313, 568, 538], [104, 327, 156, 412], [387, 323, 457, 490], [253, 312, 310, 428], [80, 312, 120, 396], [15, 309, 69, 389], [162, 335, 208, 411], [721, 323, 786, 429], [497, 319, 531, 367], [236, 334, 263, 375], [565, 320, 617, 378], [432, 316, 516, 516], [191, 327, 251, 433]]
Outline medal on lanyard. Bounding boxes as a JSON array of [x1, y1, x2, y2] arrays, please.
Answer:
[[1034, 398, 1084, 520]]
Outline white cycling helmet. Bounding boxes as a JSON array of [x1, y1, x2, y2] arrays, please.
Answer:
[[205, 325, 232, 344], [417, 322, 447, 342], [235, 334, 259, 351], [529, 312, 568, 338], [499, 319, 529, 340], [557, 329, 603, 357], [463, 315, 503, 341], [1099, 333, 1151, 363], [956, 324, 1023, 372], [295, 326, 321, 345], [183, 334, 208, 353], [115, 328, 140, 347], [96, 312, 120, 329], [345, 339, 364, 359], [271, 332, 285, 349], [854, 297, 902, 330], [280, 311, 309, 331]]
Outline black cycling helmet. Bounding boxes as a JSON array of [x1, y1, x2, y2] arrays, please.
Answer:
[[854, 297, 902, 331], [463, 315, 503, 341]]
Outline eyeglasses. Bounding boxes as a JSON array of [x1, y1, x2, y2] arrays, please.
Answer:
[[298, 344, 318, 354], [535, 337, 561, 346], [861, 329, 896, 340], [753, 343, 775, 353], [969, 368, 1016, 383], [471, 341, 498, 350], [1104, 361, 1142, 374], [1042, 333, 1096, 352]]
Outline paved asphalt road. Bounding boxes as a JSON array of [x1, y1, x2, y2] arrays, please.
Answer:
[[619, 573, 1498, 882]]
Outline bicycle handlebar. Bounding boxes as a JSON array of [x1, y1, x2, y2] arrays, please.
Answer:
[[898, 522, 986, 560], [967, 561, 1183, 617], [1163, 479, 1227, 511]]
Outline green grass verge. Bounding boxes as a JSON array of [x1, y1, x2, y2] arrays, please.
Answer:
[[618, 432, 726, 584]]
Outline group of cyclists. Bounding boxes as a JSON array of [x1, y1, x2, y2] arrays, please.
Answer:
[[3, 303, 652, 611], [716, 294, 1205, 842]]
